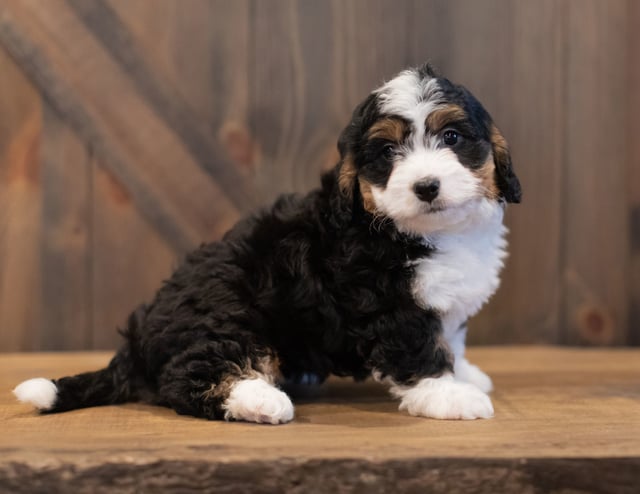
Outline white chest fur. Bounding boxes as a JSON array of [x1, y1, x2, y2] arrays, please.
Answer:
[[410, 206, 508, 341]]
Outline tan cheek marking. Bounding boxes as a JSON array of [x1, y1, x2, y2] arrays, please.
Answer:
[[473, 155, 500, 200], [358, 178, 377, 214], [338, 154, 357, 198], [425, 104, 467, 133]]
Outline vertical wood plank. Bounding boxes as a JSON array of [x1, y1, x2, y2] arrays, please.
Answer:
[[498, 1, 564, 345], [0, 46, 43, 351], [564, 0, 629, 345], [251, 0, 314, 198], [249, 0, 416, 202], [39, 105, 92, 350], [91, 159, 176, 350], [112, 0, 251, 130], [628, 0, 640, 345]]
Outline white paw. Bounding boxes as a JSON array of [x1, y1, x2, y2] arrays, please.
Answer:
[[223, 378, 294, 424], [392, 374, 494, 420], [454, 358, 494, 393], [13, 378, 58, 410]]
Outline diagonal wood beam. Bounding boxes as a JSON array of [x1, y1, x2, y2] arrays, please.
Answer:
[[0, 0, 244, 253], [66, 0, 254, 210], [0, 15, 194, 253]]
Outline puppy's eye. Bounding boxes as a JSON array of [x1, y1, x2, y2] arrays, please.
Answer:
[[382, 144, 396, 160], [442, 130, 460, 146]]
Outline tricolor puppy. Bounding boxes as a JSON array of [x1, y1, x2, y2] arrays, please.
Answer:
[[14, 64, 520, 423]]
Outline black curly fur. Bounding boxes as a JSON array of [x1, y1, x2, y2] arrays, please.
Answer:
[[50, 177, 451, 418]]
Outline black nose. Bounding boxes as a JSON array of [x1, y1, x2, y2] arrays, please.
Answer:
[[413, 178, 440, 202]]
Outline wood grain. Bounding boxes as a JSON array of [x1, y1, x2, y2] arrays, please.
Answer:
[[91, 156, 176, 350], [410, 1, 565, 345], [458, 1, 565, 343], [0, 46, 42, 351], [0, 0, 638, 349], [564, 0, 630, 345], [1, 347, 639, 492], [0, 0, 239, 251], [67, 0, 254, 210], [39, 105, 91, 350], [628, 0, 640, 345], [111, 0, 251, 134]]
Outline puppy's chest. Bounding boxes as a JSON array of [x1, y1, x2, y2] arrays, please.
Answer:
[[409, 225, 507, 330]]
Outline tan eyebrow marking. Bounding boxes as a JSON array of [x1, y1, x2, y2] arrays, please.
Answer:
[[425, 104, 467, 133], [367, 117, 408, 142]]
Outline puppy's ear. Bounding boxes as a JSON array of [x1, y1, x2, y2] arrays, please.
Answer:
[[490, 125, 521, 203], [324, 159, 356, 227], [335, 93, 377, 200], [338, 93, 377, 159], [336, 155, 357, 200]]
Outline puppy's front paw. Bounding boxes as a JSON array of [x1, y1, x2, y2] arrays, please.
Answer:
[[394, 374, 494, 420], [223, 378, 294, 424], [454, 358, 493, 393]]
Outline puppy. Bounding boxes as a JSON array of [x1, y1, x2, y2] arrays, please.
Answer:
[[14, 64, 520, 424]]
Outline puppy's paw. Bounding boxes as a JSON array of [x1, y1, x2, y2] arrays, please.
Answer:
[[454, 358, 494, 393], [393, 374, 494, 420], [223, 378, 294, 424]]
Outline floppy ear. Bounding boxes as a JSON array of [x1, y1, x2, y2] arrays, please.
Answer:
[[334, 93, 378, 201], [323, 158, 357, 227], [490, 125, 522, 203], [337, 93, 377, 159]]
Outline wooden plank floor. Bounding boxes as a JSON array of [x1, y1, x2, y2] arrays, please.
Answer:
[[1, 347, 639, 493]]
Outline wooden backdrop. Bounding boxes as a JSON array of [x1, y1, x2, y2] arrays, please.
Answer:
[[0, 0, 638, 351]]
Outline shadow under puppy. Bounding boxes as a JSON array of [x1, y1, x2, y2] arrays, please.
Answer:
[[15, 64, 521, 424]]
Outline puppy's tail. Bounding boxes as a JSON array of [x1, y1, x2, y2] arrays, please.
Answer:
[[13, 307, 147, 414], [13, 351, 138, 413]]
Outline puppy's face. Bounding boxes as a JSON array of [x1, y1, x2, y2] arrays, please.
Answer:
[[337, 65, 521, 235]]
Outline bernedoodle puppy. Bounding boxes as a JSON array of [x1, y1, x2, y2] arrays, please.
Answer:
[[14, 63, 520, 424]]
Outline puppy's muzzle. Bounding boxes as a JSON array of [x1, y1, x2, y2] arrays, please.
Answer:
[[413, 178, 440, 203]]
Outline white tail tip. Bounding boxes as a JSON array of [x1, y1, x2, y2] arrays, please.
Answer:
[[13, 378, 58, 410]]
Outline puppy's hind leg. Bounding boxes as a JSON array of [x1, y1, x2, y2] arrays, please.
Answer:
[[157, 345, 294, 424]]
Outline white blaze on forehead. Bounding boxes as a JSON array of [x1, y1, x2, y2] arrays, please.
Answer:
[[375, 70, 442, 136]]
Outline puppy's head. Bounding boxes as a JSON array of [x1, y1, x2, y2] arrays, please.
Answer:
[[335, 64, 521, 235]]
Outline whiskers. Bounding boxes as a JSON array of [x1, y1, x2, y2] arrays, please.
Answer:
[[368, 209, 393, 233]]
